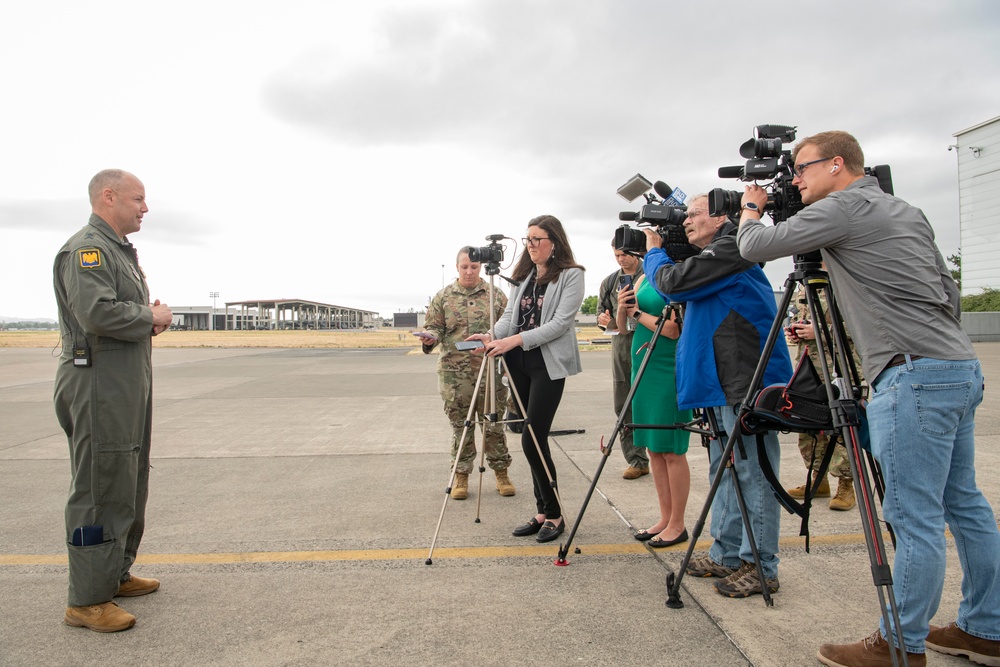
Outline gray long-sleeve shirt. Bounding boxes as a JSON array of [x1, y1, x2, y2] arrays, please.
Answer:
[[737, 176, 973, 381]]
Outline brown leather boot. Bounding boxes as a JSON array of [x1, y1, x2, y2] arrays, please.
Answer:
[[622, 465, 650, 480], [829, 477, 856, 511], [65, 602, 136, 633], [787, 474, 831, 499], [495, 470, 516, 497], [926, 622, 1000, 666], [450, 473, 469, 500], [116, 574, 160, 597], [818, 630, 925, 667]]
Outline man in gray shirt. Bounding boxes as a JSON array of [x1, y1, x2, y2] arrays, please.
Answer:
[[737, 130, 999, 667]]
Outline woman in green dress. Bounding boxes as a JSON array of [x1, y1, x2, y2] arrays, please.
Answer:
[[616, 274, 693, 547]]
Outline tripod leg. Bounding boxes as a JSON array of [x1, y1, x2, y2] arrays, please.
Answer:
[[559, 306, 673, 563], [667, 408, 732, 608], [841, 422, 907, 664], [808, 279, 907, 663], [501, 357, 568, 537], [425, 352, 491, 565]]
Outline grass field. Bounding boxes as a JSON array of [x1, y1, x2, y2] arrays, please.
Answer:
[[0, 327, 610, 349]]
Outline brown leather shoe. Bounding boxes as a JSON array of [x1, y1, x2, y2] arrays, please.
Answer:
[[926, 623, 1000, 666], [65, 602, 135, 632], [622, 465, 649, 480], [116, 574, 160, 597], [818, 630, 925, 667]]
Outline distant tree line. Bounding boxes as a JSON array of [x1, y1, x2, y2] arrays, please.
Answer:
[[0, 321, 59, 330]]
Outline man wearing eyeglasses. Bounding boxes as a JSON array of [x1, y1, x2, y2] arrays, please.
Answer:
[[642, 194, 793, 599], [737, 131, 999, 667]]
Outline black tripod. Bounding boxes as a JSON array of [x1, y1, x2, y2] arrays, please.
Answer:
[[425, 261, 567, 565], [556, 304, 732, 566], [664, 254, 909, 666]]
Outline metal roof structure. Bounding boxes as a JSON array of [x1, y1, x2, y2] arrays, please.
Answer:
[[223, 298, 378, 330]]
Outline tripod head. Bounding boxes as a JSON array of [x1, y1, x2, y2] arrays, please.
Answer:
[[467, 234, 506, 276]]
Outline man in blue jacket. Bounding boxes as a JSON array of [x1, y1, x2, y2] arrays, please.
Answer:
[[643, 193, 792, 598]]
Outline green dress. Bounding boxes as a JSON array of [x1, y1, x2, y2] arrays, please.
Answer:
[[629, 278, 692, 454]]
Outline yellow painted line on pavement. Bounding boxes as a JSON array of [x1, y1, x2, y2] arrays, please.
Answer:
[[0, 532, 905, 566]]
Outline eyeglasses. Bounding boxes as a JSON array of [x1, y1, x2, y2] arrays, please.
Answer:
[[522, 236, 550, 247], [793, 157, 833, 177]]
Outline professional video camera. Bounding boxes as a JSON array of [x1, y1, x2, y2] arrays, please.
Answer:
[[708, 124, 804, 224], [709, 124, 896, 223], [466, 234, 505, 275], [615, 174, 698, 262]]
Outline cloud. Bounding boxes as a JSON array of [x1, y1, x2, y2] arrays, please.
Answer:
[[0, 199, 82, 232], [262, 1, 1000, 160], [0, 198, 220, 248]]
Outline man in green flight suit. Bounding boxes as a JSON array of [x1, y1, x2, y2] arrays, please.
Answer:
[[53, 169, 173, 632], [418, 249, 515, 500]]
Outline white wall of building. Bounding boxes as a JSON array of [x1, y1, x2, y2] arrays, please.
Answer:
[[955, 116, 1000, 296]]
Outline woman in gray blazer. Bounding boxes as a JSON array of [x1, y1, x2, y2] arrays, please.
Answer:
[[472, 214, 585, 543]]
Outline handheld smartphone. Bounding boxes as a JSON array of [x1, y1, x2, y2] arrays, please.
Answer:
[[455, 340, 485, 351], [618, 273, 636, 305]]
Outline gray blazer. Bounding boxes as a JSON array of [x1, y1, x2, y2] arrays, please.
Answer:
[[493, 266, 584, 380]]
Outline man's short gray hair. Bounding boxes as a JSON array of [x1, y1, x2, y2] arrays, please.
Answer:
[[88, 169, 130, 205]]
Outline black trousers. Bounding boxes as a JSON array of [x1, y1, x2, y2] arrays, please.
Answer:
[[504, 347, 565, 519]]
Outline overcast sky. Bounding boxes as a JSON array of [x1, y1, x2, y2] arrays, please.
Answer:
[[2, 1, 998, 321]]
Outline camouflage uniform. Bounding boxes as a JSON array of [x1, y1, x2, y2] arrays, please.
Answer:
[[788, 284, 866, 480], [424, 279, 511, 474]]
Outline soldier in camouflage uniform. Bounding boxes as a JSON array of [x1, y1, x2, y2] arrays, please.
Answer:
[[784, 282, 865, 511], [419, 249, 514, 500], [54, 170, 173, 633]]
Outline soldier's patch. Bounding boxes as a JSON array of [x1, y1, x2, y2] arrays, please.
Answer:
[[78, 248, 102, 269]]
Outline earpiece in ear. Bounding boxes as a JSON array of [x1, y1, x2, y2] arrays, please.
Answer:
[[830, 166, 838, 173]]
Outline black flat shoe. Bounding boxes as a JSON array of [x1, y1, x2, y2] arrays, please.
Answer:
[[512, 518, 543, 537], [536, 520, 565, 543], [634, 529, 659, 542], [648, 529, 689, 548]]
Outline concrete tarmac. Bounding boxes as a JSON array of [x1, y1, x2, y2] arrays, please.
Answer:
[[1, 344, 998, 667]]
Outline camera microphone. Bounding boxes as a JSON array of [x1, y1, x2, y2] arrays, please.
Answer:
[[718, 165, 745, 179], [619, 211, 639, 221], [653, 181, 674, 200]]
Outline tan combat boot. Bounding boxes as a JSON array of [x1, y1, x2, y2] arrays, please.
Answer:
[[451, 473, 469, 500], [787, 474, 830, 499], [495, 470, 516, 497], [829, 477, 856, 511]]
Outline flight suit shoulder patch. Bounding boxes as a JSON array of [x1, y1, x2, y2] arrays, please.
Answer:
[[78, 248, 104, 269]]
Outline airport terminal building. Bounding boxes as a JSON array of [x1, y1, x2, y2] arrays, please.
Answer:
[[171, 298, 378, 331]]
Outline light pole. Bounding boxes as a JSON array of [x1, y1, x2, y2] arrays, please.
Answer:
[[209, 291, 219, 331]]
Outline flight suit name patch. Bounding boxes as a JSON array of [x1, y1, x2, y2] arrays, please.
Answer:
[[79, 249, 102, 269]]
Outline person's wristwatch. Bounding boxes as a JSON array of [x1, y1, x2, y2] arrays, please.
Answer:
[[741, 202, 760, 215], [629, 310, 641, 328]]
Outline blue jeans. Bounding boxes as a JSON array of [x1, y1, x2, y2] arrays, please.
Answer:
[[869, 357, 1000, 651], [707, 404, 781, 579]]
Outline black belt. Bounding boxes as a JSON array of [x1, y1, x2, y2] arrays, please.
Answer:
[[886, 354, 923, 368]]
